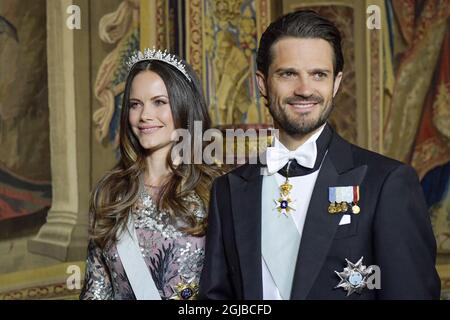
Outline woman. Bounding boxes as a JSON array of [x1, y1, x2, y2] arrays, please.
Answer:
[[80, 49, 220, 300]]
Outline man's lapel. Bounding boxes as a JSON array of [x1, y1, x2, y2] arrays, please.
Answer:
[[229, 164, 264, 299], [290, 132, 368, 299]]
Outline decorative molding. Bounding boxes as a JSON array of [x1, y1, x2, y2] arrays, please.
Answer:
[[186, 0, 203, 77], [156, 0, 168, 48], [365, 0, 384, 153], [140, 0, 167, 51], [257, 0, 272, 124]]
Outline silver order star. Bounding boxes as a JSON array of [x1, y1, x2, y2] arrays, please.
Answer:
[[334, 257, 374, 296]]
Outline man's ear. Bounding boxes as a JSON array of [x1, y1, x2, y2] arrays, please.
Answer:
[[256, 70, 267, 98], [333, 71, 343, 97]]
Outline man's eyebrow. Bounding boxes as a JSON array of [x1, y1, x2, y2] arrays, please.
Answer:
[[308, 68, 332, 74], [273, 67, 298, 74], [272, 67, 333, 74]]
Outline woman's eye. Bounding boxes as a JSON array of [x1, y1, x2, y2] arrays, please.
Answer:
[[154, 100, 167, 106], [130, 102, 140, 109]]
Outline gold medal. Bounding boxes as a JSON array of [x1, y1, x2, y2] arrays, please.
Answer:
[[329, 186, 339, 214], [328, 203, 336, 214], [275, 180, 295, 216], [274, 161, 296, 216], [169, 278, 199, 300], [352, 186, 361, 215], [280, 180, 293, 196], [340, 202, 348, 213]]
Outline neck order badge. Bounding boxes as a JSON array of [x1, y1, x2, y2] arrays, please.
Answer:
[[274, 160, 296, 216]]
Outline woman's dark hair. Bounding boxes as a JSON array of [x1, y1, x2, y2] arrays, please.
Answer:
[[90, 57, 220, 249], [120, 59, 211, 165], [256, 9, 344, 77]]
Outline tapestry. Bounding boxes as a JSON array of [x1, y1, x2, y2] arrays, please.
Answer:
[[0, 0, 51, 226]]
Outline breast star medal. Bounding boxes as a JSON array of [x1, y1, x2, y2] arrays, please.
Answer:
[[169, 276, 199, 300], [334, 257, 373, 296], [274, 161, 296, 216]]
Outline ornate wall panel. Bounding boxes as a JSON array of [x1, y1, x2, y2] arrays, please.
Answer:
[[184, 0, 273, 128], [284, 0, 362, 146]]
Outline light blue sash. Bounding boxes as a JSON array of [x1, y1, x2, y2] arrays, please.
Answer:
[[261, 175, 301, 300], [116, 217, 162, 300]]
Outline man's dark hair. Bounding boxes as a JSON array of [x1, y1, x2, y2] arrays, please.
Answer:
[[256, 10, 344, 77]]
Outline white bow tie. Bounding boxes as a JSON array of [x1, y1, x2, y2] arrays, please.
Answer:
[[266, 139, 317, 175]]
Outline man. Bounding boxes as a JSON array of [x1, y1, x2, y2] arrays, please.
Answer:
[[199, 10, 440, 299]]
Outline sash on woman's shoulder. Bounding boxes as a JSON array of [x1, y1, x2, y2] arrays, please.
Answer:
[[116, 216, 162, 300]]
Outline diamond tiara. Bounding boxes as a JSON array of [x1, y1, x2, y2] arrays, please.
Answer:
[[126, 47, 192, 82]]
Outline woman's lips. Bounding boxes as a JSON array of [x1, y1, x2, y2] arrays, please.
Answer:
[[138, 126, 163, 134]]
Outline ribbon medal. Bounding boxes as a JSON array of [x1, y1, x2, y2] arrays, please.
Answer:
[[351, 186, 360, 214], [328, 187, 338, 213], [329, 186, 361, 215]]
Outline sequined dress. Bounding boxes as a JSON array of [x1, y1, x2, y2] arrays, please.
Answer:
[[80, 188, 206, 300]]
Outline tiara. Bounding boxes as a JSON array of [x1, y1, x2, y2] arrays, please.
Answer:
[[126, 48, 191, 82]]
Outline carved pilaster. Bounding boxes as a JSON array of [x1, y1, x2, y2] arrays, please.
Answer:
[[28, 0, 90, 261]]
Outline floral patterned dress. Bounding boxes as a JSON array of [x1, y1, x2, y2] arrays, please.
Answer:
[[80, 188, 206, 300]]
